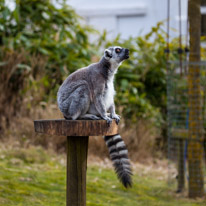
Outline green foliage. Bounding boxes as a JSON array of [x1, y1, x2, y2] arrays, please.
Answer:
[[102, 22, 179, 125], [0, 0, 95, 129], [0, 0, 95, 98]]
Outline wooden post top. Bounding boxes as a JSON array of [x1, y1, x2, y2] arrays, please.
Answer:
[[34, 119, 118, 136]]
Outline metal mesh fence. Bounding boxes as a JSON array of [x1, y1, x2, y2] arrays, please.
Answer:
[[167, 61, 206, 198]]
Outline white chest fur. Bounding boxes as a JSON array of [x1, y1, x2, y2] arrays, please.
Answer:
[[104, 77, 115, 111]]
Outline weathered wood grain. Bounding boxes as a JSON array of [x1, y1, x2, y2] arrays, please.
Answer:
[[34, 119, 118, 136], [67, 136, 88, 206]]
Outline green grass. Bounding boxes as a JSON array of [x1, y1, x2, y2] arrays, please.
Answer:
[[0, 146, 205, 206]]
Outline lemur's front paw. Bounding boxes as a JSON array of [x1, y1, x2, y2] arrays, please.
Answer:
[[110, 113, 121, 125], [103, 116, 113, 125]]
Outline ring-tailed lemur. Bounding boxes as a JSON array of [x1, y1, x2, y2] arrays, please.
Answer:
[[57, 46, 132, 188]]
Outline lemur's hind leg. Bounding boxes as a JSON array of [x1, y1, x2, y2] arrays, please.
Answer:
[[64, 85, 90, 120], [64, 115, 72, 120], [79, 114, 101, 120]]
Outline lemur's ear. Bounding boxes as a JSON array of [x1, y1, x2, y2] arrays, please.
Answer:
[[104, 49, 112, 59]]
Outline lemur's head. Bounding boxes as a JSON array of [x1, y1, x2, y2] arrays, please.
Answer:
[[104, 46, 129, 64]]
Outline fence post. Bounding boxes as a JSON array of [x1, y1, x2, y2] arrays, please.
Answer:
[[188, 0, 204, 198], [177, 139, 185, 192]]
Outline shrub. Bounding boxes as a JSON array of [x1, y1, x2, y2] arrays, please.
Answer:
[[99, 22, 179, 127], [0, 0, 95, 131]]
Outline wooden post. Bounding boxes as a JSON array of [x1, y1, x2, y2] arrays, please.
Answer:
[[67, 136, 88, 206], [188, 0, 204, 198], [177, 139, 185, 192], [34, 119, 118, 206]]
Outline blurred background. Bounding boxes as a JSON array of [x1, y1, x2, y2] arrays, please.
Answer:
[[0, 0, 206, 205], [69, 0, 188, 39]]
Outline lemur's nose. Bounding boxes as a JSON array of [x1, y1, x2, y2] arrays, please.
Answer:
[[125, 49, 129, 54]]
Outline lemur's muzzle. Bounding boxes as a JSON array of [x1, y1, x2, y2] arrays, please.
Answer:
[[124, 49, 130, 59]]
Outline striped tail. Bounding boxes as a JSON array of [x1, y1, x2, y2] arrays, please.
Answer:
[[104, 134, 132, 188]]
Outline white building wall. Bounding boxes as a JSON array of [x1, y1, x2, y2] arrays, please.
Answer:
[[68, 0, 188, 40]]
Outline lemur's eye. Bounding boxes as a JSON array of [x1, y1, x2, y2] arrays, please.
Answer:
[[115, 48, 121, 53]]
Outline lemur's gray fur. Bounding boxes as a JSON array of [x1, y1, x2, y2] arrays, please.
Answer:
[[57, 46, 132, 188]]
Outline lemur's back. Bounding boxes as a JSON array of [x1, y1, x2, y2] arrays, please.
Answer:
[[58, 66, 88, 94], [57, 66, 92, 111]]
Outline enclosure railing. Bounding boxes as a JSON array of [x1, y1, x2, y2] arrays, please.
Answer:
[[167, 61, 206, 198]]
